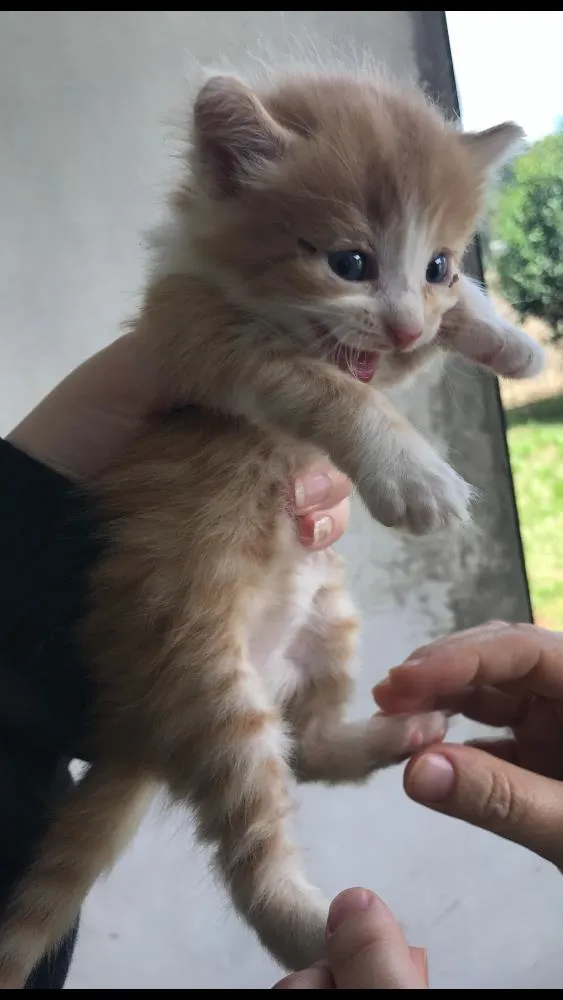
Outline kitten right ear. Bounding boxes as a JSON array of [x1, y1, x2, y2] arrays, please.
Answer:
[[461, 122, 525, 176], [193, 76, 291, 196]]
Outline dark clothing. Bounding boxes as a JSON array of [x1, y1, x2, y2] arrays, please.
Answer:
[[0, 439, 100, 988]]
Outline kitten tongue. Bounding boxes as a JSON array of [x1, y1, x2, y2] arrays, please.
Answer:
[[337, 348, 380, 383]]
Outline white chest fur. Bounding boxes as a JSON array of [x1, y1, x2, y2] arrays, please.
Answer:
[[247, 548, 334, 704]]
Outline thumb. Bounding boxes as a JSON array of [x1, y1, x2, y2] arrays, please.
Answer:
[[325, 888, 428, 988], [405, 746, 563, 868]]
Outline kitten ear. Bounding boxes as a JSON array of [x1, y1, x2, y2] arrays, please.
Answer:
[[461, 122, 525, 175], [193, 75, 291, 196], [439, 275, 545, 379]]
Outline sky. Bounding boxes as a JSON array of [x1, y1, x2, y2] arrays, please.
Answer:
[[446, 12, 563, 141]]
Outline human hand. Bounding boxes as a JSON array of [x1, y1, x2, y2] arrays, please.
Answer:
[[7, 333, 351, 550], [272, 887, 428, 989], [373, 621, 563, 868]]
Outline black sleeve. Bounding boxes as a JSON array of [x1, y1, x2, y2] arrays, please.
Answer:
[[0, 438, 99, 760], [0, 439, 92, 987]]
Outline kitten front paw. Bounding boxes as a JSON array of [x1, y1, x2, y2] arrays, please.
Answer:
[[359, 448, 474, 534]]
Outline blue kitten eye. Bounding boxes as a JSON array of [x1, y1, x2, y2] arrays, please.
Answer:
[[426, 253, 450, 284], [327, 250, 370, 282]]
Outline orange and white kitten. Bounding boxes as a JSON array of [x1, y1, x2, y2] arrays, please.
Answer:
[[0, 69, 544, 985]]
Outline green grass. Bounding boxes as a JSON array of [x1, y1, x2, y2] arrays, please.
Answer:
[[506, 393, 563, 627]]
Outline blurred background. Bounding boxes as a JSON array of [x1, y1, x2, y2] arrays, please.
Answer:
[[448, 10, 563, 628]]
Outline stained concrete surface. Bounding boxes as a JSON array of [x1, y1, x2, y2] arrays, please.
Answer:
[[0, 11, 559, 990]]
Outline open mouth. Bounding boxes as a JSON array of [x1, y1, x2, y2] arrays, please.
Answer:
[[335, 346, 380, 382], [313, 327, 380, 383]]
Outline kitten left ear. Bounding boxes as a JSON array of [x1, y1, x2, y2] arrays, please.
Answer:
[[439, 275, 545, 379], [193, 75, 292, 196], [461, 122, 525, 175]]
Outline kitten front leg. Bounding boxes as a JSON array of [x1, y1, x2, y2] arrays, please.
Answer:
[[286, 576, 447, 783], [294, 713, 448, 783], [237, 354, 473, 533], [147, 279, 471, 534], [440, 274, 545, 378]]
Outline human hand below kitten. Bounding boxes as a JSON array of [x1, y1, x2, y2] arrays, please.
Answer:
[[273, 887, 428, 989], [7, 332, 351, 551]]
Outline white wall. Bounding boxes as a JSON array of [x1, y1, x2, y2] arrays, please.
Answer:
[[1, 11, 557, 990]]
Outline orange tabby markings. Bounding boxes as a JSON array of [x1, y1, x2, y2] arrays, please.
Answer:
[[0, 65, 544, 986]]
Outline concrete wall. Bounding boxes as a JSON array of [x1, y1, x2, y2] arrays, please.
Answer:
[[1, 11, 557, 990]]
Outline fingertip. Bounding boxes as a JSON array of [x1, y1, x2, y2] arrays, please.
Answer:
[[404, 752, 456, 803], [293, 464, 351, 515], [298, 498, 350, 550], [327, 887, 376, 934], [326, 887, 425, 989], [372, 678, 430, 714], [298, 513, 334, 549], [294, 471, 332, 511]]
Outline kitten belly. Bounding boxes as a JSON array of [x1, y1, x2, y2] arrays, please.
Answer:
[[248, 548, 332, 703]]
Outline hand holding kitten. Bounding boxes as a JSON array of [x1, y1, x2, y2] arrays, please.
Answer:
[[8, 331, 351, 550]]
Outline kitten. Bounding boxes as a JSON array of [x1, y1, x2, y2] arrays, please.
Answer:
[[0, 69, 544, 985]]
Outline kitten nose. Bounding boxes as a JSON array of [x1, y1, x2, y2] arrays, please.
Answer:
[[387, 325, 422, 350]]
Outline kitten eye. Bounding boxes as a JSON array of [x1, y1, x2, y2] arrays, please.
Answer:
[[327, 250, 370, 282], [426, 253, 450, 284]]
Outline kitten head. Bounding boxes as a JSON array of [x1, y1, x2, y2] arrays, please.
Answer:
[[182, 70, 530, 383]]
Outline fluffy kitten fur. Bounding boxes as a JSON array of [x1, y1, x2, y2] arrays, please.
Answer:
[[0, 69, 544, 985]]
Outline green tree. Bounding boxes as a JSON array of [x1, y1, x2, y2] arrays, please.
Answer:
[[490, 126, 563, 342]]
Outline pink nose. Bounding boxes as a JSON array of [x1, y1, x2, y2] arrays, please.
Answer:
[[387, 325, 422, 350]]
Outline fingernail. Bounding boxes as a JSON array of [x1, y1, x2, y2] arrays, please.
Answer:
[[301, 514, 334, 548], [312, 514, 333, 546], [327, 888, 373, 934], [407, 753, 455, 803], [294, 473, 331, 510]]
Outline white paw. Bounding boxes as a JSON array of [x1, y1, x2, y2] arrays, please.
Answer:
[[494, 321, 545, 379], [359, 447, 474, 535], [369, 710, 448, 766]]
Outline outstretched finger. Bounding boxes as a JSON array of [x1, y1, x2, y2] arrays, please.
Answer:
[[373, 623, 563, 713]]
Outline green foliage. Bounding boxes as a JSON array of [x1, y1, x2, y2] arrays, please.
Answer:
[[507, 397, 563, 627], [490, 127, 563, 341]]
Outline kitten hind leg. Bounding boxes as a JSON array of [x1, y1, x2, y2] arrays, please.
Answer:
[[0, 765, 152, 989], [163, 644, 328, 972], [287, 577, 446, 784]]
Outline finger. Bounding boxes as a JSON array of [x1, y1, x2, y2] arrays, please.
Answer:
[[410, 947, 429, 986], [374, 682, 520, 725], [465, 738, 518, 763], [326, 888, 427, 989], [298, 498, 350, 551], [272, 962, 334, 989], [293, 461, 352, 515], [418, 686, 526, 728], [404, 745, 563, 868], [373, 623, 563, 711]]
